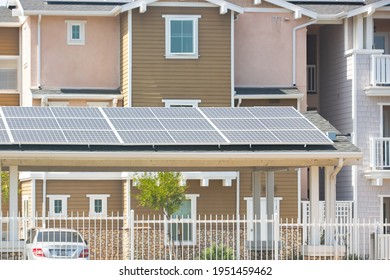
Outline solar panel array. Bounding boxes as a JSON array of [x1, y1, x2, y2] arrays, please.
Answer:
[[0, 107, 333, 146]]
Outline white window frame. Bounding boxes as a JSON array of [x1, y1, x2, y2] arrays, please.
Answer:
[[162, 15, 201, 59], [22, 195, 29, 219], [165, 194, 199, 246], [65, 20, 86, 45], [163, 99, 201, 107], [86, 194, 110, 217], [47, 195, 70, 217]]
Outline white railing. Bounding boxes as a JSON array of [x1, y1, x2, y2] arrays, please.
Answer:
[[370, 137, 390, 170], [307, 65, 317, 92], [371, 55, 390, 86], [1, 212, 390, 260], [0, 56, 18, 91], [301, 201, 353, 224]]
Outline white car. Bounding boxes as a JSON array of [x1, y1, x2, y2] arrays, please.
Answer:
[[25, 228, 89, 260]]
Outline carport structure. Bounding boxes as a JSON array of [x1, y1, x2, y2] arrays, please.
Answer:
[[0, 106, 361, 259]]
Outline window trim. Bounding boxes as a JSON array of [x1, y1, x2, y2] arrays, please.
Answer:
[[86, 194, 110, 217], [163, 99, 201, 108], [164, 194, 199, 246], [65, 20, 86, 45], [47, 195, 70, 217], [162, 15, 201, 59]]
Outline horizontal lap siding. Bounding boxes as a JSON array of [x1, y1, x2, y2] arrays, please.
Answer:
[[0, 94, 19, 106], [239, 99, 297, 108], [132, 7, 231, 107], [120, 12, 129, 107], [35, 180, 123, 216], [0, 27, 19, 55]]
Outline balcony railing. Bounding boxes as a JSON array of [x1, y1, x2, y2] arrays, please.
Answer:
[[307, 65, 317, 93], [370, 138, 390, 170], [0, 56, 18, 91], [371, 55, 390, 86]]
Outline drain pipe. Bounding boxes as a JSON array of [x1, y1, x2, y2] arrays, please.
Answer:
[[292, 19, 317, 86], [37, 14, 42, 88]]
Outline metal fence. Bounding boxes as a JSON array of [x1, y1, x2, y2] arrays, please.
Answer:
[[0, 212, 389, 260]]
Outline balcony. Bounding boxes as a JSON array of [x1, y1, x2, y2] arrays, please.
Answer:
[[365, 138, 390, 185], [0, 56, 18, 92], [366, 55, 390, 96]]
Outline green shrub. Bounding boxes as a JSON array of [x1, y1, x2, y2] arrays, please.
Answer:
[[198, 243, 235, 260]]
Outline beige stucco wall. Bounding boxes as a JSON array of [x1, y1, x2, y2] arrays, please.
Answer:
[[234, 13, 308, 109], [29, 16, 120, 89]]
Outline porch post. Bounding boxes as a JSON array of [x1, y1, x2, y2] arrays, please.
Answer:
[[31, 179, 36, 226], [365, 15, 373, 50], [252, 170, 262, 245], [324, 166, 335, 245], [309, 166, 320, 245], [9, 166, 18, 241], [266, 171, 275, 243]]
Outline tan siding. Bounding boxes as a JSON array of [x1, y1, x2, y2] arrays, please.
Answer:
[[0, 94, 20, 106], [238, 99, 297, 108], [120, 12, 129, 107], [0, 28, 19, 55], [132, 7, 231, 107]]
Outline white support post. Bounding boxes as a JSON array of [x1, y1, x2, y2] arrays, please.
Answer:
[[252, 170, 261, 245], [354, 15, 364, 50], [324, 166, 335, 245], [266, 171, 275, 243], [235, 172, 240, 260], [9, 166, 18, 241], [309, 166, 320, 246], [42, 173, 47, 228], [31, 179, 36, 227], [366, 15, 374, 50]]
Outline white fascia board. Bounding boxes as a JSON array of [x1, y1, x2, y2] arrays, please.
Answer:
[[234, 93, 304, 100], [0, 22, 22, 27], [346, 0, 390, 18], [206, 0, 244, 14], [263, 0, 317, 19], [23, 8, 121, 17], [33, 94, 123, 100], [121, 0, 158, 12], [3, 150, 363, 161]]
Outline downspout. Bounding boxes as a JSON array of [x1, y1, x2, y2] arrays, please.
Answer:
[[37, 14, 42, 88], [331, 158, 344, 181], [292, 19, 317, 86]]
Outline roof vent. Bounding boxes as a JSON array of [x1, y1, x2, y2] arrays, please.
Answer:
[[326, 131, 337, 141]]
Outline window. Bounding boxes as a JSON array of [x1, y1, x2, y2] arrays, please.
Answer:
[[163, 99, 201, 108], [65, 20, 86, 45], [165, 194, 199, 245], [163, 15, 201, 59], [47, 195, 70, 217], [86, 194, 110, 217]]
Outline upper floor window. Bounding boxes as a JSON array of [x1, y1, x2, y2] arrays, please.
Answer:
[[162, 15, 201, 59], [65, 20, 86, 45], [47, 195, 70, 217], [163, 99, 201, 107], [86, 194, 110, 217]]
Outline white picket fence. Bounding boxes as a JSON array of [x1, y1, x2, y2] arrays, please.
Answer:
[[1, 212, 389, 260]]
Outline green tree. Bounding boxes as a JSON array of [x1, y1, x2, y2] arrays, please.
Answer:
[[133, 172, 187, 259], [1, 172, 9, 202]]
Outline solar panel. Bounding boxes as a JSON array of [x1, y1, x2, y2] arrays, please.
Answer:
[[0, 119, 6, 130], [0, 130, 10, 143], [63, 130, 120, 144], [12, 130, 67, 143], [159, 119, 215, 131], [47, 0, 132, 3], [222, 131, 280, 144], [7, 118, 60, 130], [150, 107, 204, 119], [57, 118, 111, 130], [272, 130, 331, 144], [50, 107, 103, 119], [102, 107, 156, 119], [200, 108, 255, 119], [2, 107, 54, 118], [259, 118, 317, 130], [118, 131, 175, 144], [110, 119, 165, 131], [211, 119, 267, 131], [169, 131, 227, 144], [247, 107, 302, 119]]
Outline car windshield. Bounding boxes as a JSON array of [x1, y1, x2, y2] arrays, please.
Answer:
[[37, 231, 84, 243]]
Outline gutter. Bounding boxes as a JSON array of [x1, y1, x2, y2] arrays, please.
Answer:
[[23, 9, 121, 17], [292, 19, 317, 86]]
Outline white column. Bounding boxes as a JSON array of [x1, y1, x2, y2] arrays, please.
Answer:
[[9, 166, 18, 241], [324, 166, 335, 245], [354, 15, 364, 50], [31, 179, 36, 226], [266, 171, 275, 242], [235, 172, 240, 260], [309, 166, 320, 245], [42, 173, 47, 228], [252, 170, 261, 245], [365, 15, 374, 50]]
